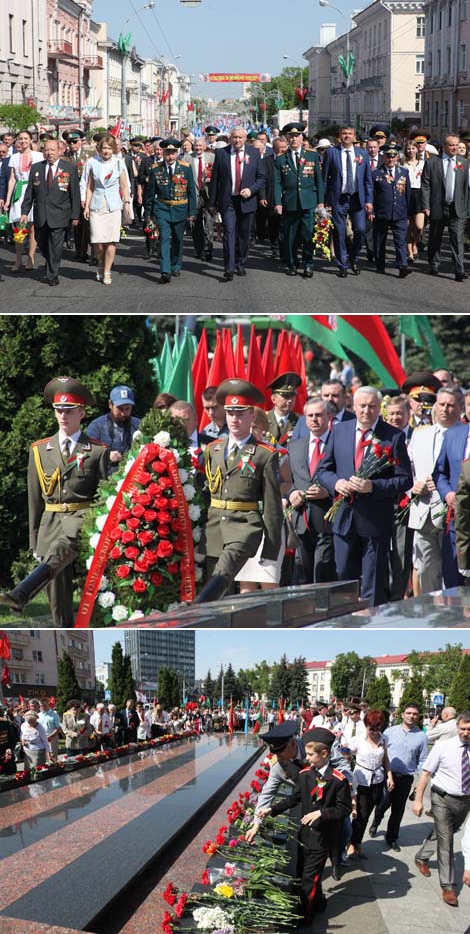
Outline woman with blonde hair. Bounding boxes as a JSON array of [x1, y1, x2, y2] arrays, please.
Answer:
[[84, 134, 131, 285]]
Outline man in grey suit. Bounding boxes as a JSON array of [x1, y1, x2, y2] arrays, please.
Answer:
[[21, 138, 80, 285], [421, 133, 469, 281], [190, 138, 215, 261], [287, 397, 336, 584]]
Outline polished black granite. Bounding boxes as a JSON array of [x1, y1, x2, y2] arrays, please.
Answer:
[[310, 586, 470, 627], [1, 735, 261, 931]]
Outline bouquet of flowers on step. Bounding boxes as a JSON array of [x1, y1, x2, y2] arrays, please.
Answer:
[[324, 436, 399, 523], [78, 409, 207, 625], [312, 206, 333, 260]]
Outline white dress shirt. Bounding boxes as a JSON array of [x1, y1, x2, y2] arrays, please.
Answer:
[[423, 734, 470, 796], [230, 147, 245, 194], [442, 155, 456, 201], [349, 734, 387, 786], [58, 429, 81, 455]]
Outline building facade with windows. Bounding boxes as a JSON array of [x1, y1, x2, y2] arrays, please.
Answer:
[[304, 0, 425, 134], [1, 630, 96, 702], [46, 0, 104, 132], [0, 1, 49, 115], [124, 631, 195, 697], [421, 0, 470, 134]]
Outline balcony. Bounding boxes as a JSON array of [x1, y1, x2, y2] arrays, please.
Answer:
[[82, 55, 104, 70], [47, 40, 76, 60]]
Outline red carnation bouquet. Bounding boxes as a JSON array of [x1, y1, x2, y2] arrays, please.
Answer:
[[324, 437, 399, 522]]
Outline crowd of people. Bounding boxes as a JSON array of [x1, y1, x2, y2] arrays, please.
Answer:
[[1, 120, 470, 284], [2, 362, 470, 623]]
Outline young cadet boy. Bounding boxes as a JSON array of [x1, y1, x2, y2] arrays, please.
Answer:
[[258, 727, 352, 924]]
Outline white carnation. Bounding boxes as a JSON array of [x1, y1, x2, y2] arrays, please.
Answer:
[[192, 526, 202, 543], [106, 495, 117, 512], [115, 478, 125, 491], [97, 591, 116, 608], [98, 575, 109, 592], [90, 533, 101, 550], [132, 429, 143, 442], [153, 430, 171, 447], [86, 555, 93, 570], [129, 610, 145, 620], [112, 604, 129, 621], [96, 513, 108, 532], [170, 448, 181, 463], [183, 484, 195, 501], [188, 503, 201, 521], [178, 468, 189, 483], [124, 458, 136, 474], [195, 566, 203, 582]]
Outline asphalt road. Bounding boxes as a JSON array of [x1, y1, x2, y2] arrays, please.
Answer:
[[0, 227, 467, 315]]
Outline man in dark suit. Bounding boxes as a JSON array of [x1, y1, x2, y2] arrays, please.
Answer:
[[287, 397, 336, 584], [189, 138, 215, 261], [316, 387, 413, 606], [322, 125, 373, 277], [274, 122, 325, 277], [120, 700, 140, 743], [421, 133, 469, 281], [433, 417, 469, 586], [290, 378, 355, 442], [209, 127, 265, 280], [371, 142, 412, 277], [21, 138, 80, 285]]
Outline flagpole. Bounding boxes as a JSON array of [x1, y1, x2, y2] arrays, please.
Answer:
[[401, 333, 406, 370]]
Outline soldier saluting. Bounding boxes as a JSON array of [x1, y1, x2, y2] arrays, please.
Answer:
[[0, 377, 109, 626], [194, 379, 284, 604]]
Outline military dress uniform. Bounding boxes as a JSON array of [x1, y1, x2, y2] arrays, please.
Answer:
[[0, 378, 109, 626], [62, 129, 90, 260], [144, 138, 197, 281], [194, 379, 284, 603], [372, 143, 411, 275], [266, 372, 302, 442], [274, 123, 325, 275]]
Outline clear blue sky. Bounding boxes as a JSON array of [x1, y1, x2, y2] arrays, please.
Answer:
[[93, 630, 470, 679], [92, 0, 358, 102]]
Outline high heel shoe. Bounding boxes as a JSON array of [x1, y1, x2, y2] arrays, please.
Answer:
[[96, 267, 103, 282], [103, 273, 112, 285]]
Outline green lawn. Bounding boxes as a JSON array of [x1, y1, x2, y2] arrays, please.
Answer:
[[0, 592, 79, 625]]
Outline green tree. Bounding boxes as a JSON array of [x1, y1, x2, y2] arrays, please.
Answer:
[[397, 675, 425, 726], [0, 103, 43, 133], [214, 663, 240, 705], [249, 68, 309, 122], [366, 676, 392, 723], [383, 316, 470, 386], [56, 651, 81, 716], [122, 654, 136, 707], [417, 645, 463, 702], [0, 315, 159, 586], [270, 653, 292, 705], [158, 668, 181, 708], [330, 652, 375, 701], [449, 653, 470, 711], [108, 642, 126, 711], [203, 669, 216, 705], [290, 656, 309, 707]]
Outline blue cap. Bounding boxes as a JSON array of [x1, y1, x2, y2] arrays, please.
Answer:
[[110, 385, 135, 406]]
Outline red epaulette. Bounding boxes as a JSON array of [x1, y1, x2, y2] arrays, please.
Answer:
[[257, 441, 277, 453], [300, 766, 312, 774], [332, 768, 346, 781], [86, 435, 107, 447], [32, 437, 52, 448]]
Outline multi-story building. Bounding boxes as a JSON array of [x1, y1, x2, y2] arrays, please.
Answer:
[[124, 631, 195, 697], [421, 0, 470, 135], [46, 0, 104, 133], [305, 0, 425, 134], [96, 661, 112, 689], [1, 630, 96, 702], [0, 1, 49, 118]]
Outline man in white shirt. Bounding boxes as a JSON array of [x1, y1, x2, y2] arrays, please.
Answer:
[[425, 707, 458, 744]]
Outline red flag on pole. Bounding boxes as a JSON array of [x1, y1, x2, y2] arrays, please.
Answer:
[[228, 697, 236, 734], [192, 329, 209, 429], [261, 329, 275, 389], [109, 118, 122, 138], [1, 663, 11, 688], [291, 334, 307, 413], [246, 326, 266, 402], [277, 697, 284, 724], [222, 329, 237, 378], [234, 323, 246, 378], [0, 632, 11, 659]]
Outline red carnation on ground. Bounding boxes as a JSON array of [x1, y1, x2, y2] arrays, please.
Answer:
[[133, 579, 147, 593], [116, 565, 131, 579], [121, 530, 136, 544], [201, 870, 210, 885], [163, 883, 178, 906], [157, 540, 174, 558], [175, 894, 187, 918], [124, 546, 140, 560]]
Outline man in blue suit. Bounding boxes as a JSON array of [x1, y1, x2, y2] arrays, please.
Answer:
[[316, 387, 412, 606], [371, 142, 412, 277], [322, 125, 373, 278], [433, 417, 469, 586], [290, 378, 355, 442], [209, 127, 265, 280]]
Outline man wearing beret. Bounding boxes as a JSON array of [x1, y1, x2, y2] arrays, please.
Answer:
[[194, 379, 284, 603], [370, 142, 411, 277], [266, 372, 301, 442], [144, 138, 197, 283], [274, 123, 324, 277], [0, 377, 109, 625]]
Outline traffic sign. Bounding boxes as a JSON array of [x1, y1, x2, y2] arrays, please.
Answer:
[[104, 690, 111, 700], [432, 693, 444, 706]]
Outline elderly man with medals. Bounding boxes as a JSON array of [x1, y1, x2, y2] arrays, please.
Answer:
[[194, 379, 284, 604], [0, 377, 109, 625], [144, 137, 197, 283]]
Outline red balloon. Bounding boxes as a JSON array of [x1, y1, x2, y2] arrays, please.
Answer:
[[304, 350, 314, 362]]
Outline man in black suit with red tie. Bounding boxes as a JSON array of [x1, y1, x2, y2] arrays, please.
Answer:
[[209, 127, 265, 280], [21, 138, 80, 286], [287, 397, 336, 584]]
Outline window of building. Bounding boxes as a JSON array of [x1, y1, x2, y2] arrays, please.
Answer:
[[437, 49, 441, 74], [11, 648, 23, 660], [415, 90, 421, 111], [32, 650, 43, 663], [35, 674, 46, 685], [449, 2, 453, 25], [430, 11, 434, 32], [447, 46, 451, 73], [442, 98, 449, 125], [439, 8, 443, 28], [460, 0, 467, 19], [9, 14, 14, 54], [460, 43, 467, 70], [417, 15, 425, 36], [416, 54, 425, 74], [22, 19, 27, 57], [29, 630, 40, 638]]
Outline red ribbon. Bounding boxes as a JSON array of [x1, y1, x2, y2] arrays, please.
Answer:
[[75, 444, 196, 627]]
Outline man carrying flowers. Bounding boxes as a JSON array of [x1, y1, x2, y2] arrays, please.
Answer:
[[144, 138, 196, 284], [316, 386, 412, 606]]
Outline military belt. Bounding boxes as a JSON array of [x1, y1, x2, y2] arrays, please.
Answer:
[[45, 502, 93, 513], [159, 198, 188, 205], [210, 498, 259, 512]]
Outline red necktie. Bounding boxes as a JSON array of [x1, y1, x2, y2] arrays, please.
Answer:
[[235, 152, 242, 194], [370, 159, 376, 170], [309, 437, 322, 477], [198, 156, 203, 188], [47, 165, 53, 190], [354, 430, 369, 472]]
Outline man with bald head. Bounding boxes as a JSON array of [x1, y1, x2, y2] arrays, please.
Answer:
[[425, 707, 458, 743], [209, 126, 265, 280]]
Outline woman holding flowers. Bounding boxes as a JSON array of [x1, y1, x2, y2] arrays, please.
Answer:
[[345, 710, 393, 858], [84, 134, 131, 285], [4, 129, 43, 271]]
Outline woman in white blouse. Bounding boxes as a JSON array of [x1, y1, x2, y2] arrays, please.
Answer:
[[4, 130, 43, 271], [402, 141, 424, 264], [346, 710, 394, 857], [83, 134, 130, 285], [20, 710, 50, 769]]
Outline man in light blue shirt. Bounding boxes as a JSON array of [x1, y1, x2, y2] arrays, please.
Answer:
[[370, 703, 428, 851], [39, 697, 61, 758]]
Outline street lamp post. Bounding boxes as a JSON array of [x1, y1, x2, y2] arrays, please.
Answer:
[[360, 663, 377, 701], [319, 0, 352, 126], [283, 54, 305, 122]]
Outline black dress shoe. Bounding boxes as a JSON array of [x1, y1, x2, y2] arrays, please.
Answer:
[[331, 866, 341, 881], [286, 267, 297, 276], [224, 271, 234, 281], [455, 272, 468, 281], [350, 263, 360, 275], [429, 268, 439, 276], [303, 267, 314, 278], [369, 824, 378, 838], [399, 267, 412, 278], [204, 250, 213, 261], [376, 267, 386, 274], [171, 270, 181, 277], [337, 268, 348, 278], [160, 273, 171, 283], [50, 276, 59, 286], [237, 267, 247, 277], [387, 839, 401, 852]]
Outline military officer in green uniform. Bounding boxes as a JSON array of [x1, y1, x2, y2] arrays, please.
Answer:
[[274, 122, 325, 276], [0, 377, 109, 626], [144, 137, 197, 283], [266, 372, 302, 443], [62, 129, 90, 261], [194, 379, 284, 604]]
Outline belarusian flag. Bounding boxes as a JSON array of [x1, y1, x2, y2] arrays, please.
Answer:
[[400, 315, 448, 369], [253, 709, 263, 734], [277, 697, 284, 724]]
